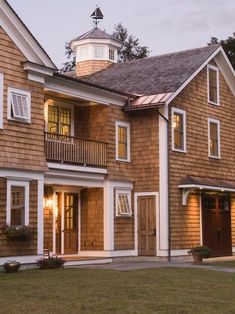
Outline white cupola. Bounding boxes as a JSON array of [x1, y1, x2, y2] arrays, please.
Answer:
[[70, 28, 122, 77]]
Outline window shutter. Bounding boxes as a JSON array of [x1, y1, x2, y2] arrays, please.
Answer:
[[0, 73, 3, 129]]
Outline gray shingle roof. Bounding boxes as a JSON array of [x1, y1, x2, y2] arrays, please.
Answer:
[[71, 27, 114, 42], [83, 45, 220, 96]]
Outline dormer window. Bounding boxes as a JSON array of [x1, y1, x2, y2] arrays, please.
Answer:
[[8, 88, 31, 123], [207, 64, 219, 106], [94, 46, 104, 59], [109, 49, 115, 61], [79, 46, 88, 61]]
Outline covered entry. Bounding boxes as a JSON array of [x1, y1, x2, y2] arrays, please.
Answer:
[[179, 175, 235, 257], [137, 194, 157, 256]]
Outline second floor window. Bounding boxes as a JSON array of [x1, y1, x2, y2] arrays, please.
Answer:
[[116, 121, 130, 162], [207, 64, 219, 105], [8, 88, 31, 123], [48, 105, 71, 136], [172, 107, 186, 152], [208, 118, 220, 158]]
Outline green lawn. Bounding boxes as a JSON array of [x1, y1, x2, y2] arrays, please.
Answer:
[[1, 267, 235, 314], [205, 260, 235, 268]]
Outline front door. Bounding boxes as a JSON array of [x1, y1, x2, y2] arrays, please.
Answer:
[[63, 193, 78, 255], [202, 193, 232, 257], [138, 195, 156, 256]]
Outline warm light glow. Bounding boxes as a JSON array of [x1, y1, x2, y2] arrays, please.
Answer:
[[44, 198, 54, 209]]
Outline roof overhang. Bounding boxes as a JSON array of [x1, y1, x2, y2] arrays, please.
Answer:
[[23, 61, 55, 84], [70, 38, 122, 51], [125, 93, 173, 111], [178, 176, 235, 205]]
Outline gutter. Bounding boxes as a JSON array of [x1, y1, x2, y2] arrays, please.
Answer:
[[157, 108, 171, 262]]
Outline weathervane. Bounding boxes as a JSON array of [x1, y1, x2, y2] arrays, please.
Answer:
[[90, 6, 104, 28]]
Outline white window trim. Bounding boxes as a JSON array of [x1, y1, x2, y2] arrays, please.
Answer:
[[7, 87, 31, 123], [171, 107, 187, 153], [115, 121, 131, 162], [6, 180, 30, 226], [45, 99, 75, 136], [115, 189, 132, 217], [208, 118, 221, 159], [0, 73, 3, 129], [207, 64, 220, 106]]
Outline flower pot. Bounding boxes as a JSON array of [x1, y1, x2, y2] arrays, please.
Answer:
[[192, 253, 203, 264], [4, 261, 20, 273]]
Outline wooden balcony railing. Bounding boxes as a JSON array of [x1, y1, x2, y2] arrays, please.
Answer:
[[45, 132, 107, 167]]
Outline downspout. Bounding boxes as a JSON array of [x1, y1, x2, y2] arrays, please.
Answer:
[[157, 108, 171, 262]]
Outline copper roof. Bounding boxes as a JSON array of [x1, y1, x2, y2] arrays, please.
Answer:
[[124, 93, 173, 111], [179, 176, 235, 190]]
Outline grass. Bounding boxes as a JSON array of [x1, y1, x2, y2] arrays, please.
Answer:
[[205, 260, 235, 268], [1, 267, 235, 314]]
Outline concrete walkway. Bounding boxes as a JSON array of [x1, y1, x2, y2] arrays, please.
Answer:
[[78, 259, 235, 273]]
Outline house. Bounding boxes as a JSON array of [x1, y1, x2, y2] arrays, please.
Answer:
[[0, 0, 235, 266]]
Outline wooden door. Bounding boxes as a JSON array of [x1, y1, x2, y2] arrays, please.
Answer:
[[63, 193, 78, 255], [202, 193, 232, 257], [138, 195, 156, 256]]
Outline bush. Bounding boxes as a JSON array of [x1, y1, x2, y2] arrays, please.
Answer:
[[188, 245, 212, 259], [37, 257, 65, 270], [3, 225, 36, 241]]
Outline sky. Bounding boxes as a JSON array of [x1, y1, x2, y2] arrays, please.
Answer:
[[8, 0, 235, 68]]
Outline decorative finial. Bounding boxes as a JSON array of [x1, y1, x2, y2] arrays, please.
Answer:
[[90, 6, 104, 28]]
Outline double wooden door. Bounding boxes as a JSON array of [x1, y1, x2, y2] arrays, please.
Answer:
[[56, 193, 78, 255], [138, 195, 156, 256], [202, 193, 232, 257]]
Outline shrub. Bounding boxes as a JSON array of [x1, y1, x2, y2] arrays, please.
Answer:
[[188, 245, 212, 259], [37, 257, 65, 270]]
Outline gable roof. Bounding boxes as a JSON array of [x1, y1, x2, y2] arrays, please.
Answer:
[[0, 0, 56, 69], [71, 27, 115, 42], [83, 45, 220, 96]]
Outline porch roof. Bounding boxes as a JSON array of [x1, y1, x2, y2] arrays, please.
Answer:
[[178, 175, 235, 192]]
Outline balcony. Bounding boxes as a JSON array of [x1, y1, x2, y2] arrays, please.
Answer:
[[45, 132, 107, 167]]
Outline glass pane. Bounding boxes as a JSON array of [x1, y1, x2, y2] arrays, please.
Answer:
[[11, 186, 25, 226], [209, 68, 218, 103], [118, 126, 128, 159], [204, 196, 216, 212], [60, 108, 71, 136], [174, 113, 184, 150], [11, 93, 30, 119], [210, 122, 218, 156], [118, 193, 131, 215], [48, 105, 59, 134], [219, 197, 230, 212]]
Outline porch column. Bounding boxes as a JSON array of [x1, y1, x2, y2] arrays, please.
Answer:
[[103, 180, 114, 251], [37, 178, 44, 255], [158, 105, 169, 256]]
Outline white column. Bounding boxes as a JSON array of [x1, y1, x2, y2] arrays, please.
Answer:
[[103, 180, 114, 251], [158, 106, 169, 256], [37, 178, 44, 255]]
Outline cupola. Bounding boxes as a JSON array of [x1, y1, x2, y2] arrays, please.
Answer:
[[70, 8, 122, 77]]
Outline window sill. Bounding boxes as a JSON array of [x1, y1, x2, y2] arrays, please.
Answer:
[[116, 158, 131, 163], [172, 148, 187, 154], [208, 100, 220, 107], [209, 156, 221, 160], [8, 117, 31, 124], [116, 215, 132, 218]]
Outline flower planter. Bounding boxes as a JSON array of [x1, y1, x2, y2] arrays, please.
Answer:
[[4, 261, 20, 273], [192, 253, 203, 264]]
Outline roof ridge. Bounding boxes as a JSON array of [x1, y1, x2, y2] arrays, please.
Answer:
[[119, 44, 221, 66]]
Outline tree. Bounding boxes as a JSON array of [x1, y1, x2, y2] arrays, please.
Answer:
[[208, 33, 235, 69], [112, 23, 150, 62], [61, 23, 150, 72]]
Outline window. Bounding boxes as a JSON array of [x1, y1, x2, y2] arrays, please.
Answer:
[[6, 180, 29, 226], [109, 49, 115, 61], [208, 118, 220, 158], [48, 104, 72, 136], [116, 121, 130, 161], [94, 46, 104, 59], [172, 107, 186, 152], [207, 64, 219, 105], [79, 46, 88, 61], [8, 88, 31, 122], [116, 190, 132, 216]]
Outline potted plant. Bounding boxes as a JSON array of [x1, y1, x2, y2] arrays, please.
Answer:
[[36, 256, 65, 270], [3, 225, 36, 242], [188, 245, 212, 264], [4, 260, 21, 273]]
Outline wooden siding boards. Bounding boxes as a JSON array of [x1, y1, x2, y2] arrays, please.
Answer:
[[169, 61, 235, 250], [80, 188, 104, 251], [0, 178, 38, 257], [0, 26, 47, 172]]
